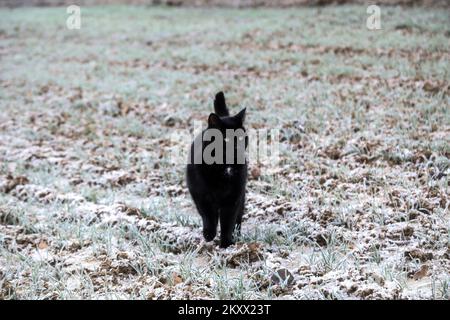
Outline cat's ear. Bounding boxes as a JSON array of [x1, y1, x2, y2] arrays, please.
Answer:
[[208, 113, 222, 128], [235, 108, 246, 125]]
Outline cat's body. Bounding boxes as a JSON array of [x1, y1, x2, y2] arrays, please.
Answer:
[[186, 92, 247, 248]]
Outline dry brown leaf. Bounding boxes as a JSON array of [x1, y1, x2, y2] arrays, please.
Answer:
[[250, 166, 261, 180], [413, 265, 429, 280], [172, 273, 183, 285], [38, 240, 48, 249]]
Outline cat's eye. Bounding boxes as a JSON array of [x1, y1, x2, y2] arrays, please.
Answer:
[[224, 138, 230, 142]]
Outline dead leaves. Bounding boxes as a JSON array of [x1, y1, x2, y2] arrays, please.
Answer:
[[66, 239, 92, 253], [270, 268, 295, 286], [322, 146, 341, 160], [106, 171, 136, 187], [222, 243, 264, 267], [172, 272, 183, 285], [117, 204, 142, 217], [387, 225, 415, 240], [163, 115, 182, 127], [412, 265, 429, 281], [0, 273, 13, 300], [422, 80, 449, 95], [250, 166, 261, 180], [0, 175, 29, 194], [314, 234, 328, 247], [402, 226, 415, 239], [37, 239, 48, 250], [0, 209, 20, 226], [405, 249, 433, 263], [99, 252, 139, 277]]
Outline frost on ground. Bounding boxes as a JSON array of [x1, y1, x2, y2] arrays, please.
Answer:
[[0, 6, 449, 299]]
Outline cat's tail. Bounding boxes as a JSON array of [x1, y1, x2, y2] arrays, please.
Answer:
[[214, 92, 229, 117]]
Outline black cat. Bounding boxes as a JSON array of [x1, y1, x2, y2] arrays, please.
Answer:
[[187, 92, 248, 248]]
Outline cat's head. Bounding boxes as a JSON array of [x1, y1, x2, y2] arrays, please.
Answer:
[[203, 93, 247, 165], [207, 108, 246, 132]]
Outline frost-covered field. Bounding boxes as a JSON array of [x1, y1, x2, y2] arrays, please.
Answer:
[[0, 5, 449, 299]]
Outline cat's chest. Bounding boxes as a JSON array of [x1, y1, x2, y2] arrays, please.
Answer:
[[224, 166, 234, 178], [202, 165, 246, 184]]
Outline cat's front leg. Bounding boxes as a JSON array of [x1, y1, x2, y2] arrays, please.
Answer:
[[197, 199, 219, 242], [234, 193, 245, 237], [202, 213, 218, 242], [219, 205, 239, 248]]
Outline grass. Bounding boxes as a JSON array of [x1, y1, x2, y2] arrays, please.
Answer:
[[0, 4, 449, 300]]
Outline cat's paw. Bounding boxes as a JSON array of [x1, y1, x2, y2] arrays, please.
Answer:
[[219, 239, 235, 248], [203, 230, 216, 242]]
